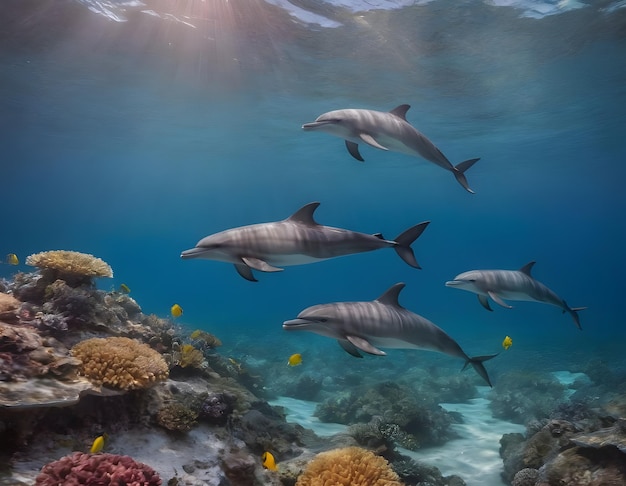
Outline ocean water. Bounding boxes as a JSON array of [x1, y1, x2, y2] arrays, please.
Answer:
[[1, 0, 625, 483]]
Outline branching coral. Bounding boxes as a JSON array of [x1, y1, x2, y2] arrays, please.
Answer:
[[71, 337, 168, 390], [295, 447, 403, 486], [35, 451, 161, 485], [26, 250, 113, 287]]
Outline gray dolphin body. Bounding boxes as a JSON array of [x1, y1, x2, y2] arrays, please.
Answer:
[[445, 261, 585, 329], [283, 283, 497, 387], [302, 104, 480, 193], [181, 202, 429, 282]]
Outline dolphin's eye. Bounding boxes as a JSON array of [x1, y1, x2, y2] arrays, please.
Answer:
[[319, 318, 328, 322]]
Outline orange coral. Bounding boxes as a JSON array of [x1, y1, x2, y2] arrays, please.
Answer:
[[71, 337, 168, 390], [295, 447, 403, 486]]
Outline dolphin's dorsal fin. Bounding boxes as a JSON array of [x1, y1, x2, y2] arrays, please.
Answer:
[[389, 104, 411, 121], [373, 233, 384, 240], [519, 261, 536, 276], [375, 282, 405, 307], [287, 202, 320, 225]]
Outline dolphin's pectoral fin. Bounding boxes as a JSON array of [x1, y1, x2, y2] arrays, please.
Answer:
[[241, 257, 283, 273], [346, 335, 386, 356], [488, 291, 513, 309], [345, 141, 364, 161], [338, 339, 363, 358], [234, 264, 258, 282], [359, 133, 388, 151], [478, 294, 493, 311]]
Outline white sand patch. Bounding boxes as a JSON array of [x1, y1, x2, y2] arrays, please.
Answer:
[[273, 388, 524, 486]]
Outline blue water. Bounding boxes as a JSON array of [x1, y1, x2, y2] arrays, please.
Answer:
[[2, 0, 626, 378]]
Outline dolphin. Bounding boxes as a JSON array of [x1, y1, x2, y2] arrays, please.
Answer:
[[445, 261, 586, 329], [283, 283, 498, 387], [181, 202, 430, 282], [302, 104, 480, 193]]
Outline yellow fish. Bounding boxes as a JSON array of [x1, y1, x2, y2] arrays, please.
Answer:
[[502, 335, 513, 350], [287, 353, 302, 366], [90, 434, 107, 453], [262, 451, 278, 471], [119, 283, 131, 294], [171, 303, 183, 318], [5, 253, 19, 265]]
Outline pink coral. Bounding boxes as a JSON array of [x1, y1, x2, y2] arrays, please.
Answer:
[[36, 452, 162, 485]]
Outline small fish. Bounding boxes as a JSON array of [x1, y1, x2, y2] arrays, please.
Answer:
[[502, 336, 513, 350], [119, 283, 131, 294], [5, 253, 19, 265], [262, 451, 278, 471], [171, 303, 183, 318], [287, 353, 303, 366], [90, 434, 107, 454]]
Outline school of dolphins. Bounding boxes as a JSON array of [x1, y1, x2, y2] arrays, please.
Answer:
[[181, 104, 586, 387]]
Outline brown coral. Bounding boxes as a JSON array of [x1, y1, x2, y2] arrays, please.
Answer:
[[26, 250, 113, 285], [190, 329, 222, 348], [295, 447, 404, 486], [71, 337, 168, 390]]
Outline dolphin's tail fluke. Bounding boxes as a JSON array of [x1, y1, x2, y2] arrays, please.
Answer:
[[563, 302, 586, 330], [393, 221, 430, 269], [462, 353, 499, 387], [452, 158, 480, 194]]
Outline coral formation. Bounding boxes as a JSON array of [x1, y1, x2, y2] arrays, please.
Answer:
[[512, 468, 539, 486], [35, 451, 161, 485], [489, 371, 566, 423], [71, 336, 169, 390], [189, 329, 222, 348], [26, 250, 113, 287], [156, 402, 198, 432], [0, 292, 20, 321], [294, 446, 403, 486], [199, 392, 236, 425], [315, 381, 456, 448], [179, 344, 205, 368]]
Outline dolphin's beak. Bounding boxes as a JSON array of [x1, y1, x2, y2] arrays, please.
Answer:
[[283, 318, 314, 329], [181, 247, 209, 259], [445, 280, 463, 287], [302, 121, 332, 130]]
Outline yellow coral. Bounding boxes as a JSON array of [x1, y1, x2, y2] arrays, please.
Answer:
[[295, 447, 403, 486], [26, 250, 113, 278], [189, 329, 222, 348], [71, 337, 168, 390], [179, 344, 204, 368]]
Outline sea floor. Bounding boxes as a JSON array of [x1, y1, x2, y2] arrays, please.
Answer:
[[272, 387, 526, 486]]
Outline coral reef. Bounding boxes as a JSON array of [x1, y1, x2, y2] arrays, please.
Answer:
[[156, 402, 198, 432], [392, 458, 466, 486], [35, 452, 161, 485], [189, 329, 222, 349], [0, 292, 20, 322], [316, 381, 457, 449], [26, 250, 113, 283], [512, 468, 539, 486], [199, 392, 236, 425], [177, 343, 206, 369], [71, 336, 169, 390], [294, 446, 403, 486], [489, 371, 566, 423]]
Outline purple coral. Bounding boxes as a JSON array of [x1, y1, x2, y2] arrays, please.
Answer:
[[35, 451, 162, 485]]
